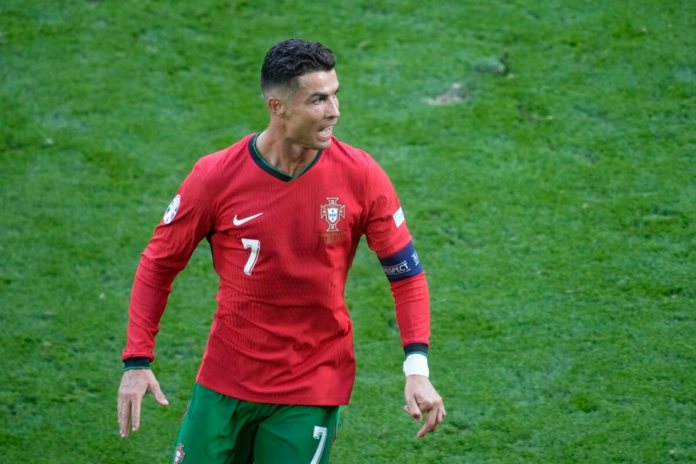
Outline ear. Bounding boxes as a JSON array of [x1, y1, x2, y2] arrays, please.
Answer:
[[266, 95, 286, 117]]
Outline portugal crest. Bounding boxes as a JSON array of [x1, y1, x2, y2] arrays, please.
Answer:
[[174, 443, 185, 463], [320, 197, 345, 232]]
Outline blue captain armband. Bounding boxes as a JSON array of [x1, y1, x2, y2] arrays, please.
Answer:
[[379, 241, 423, 282]]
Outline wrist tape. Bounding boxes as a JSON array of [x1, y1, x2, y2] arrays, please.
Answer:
[[403, 353, 429, 377]]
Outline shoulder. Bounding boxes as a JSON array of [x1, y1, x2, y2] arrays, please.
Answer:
[[194, 134, 253, 172], [189, 134, 254, 185], [325, 136, 386, 175]]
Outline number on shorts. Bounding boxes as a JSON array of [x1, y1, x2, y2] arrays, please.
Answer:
[[241, 238, 260, 275], [310, 426, 328, 464]]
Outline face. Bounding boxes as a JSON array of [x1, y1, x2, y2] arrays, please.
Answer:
[[280, 69, 340, 150]]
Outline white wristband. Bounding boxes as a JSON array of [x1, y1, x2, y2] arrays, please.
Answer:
[[403, 353, 429, 377]]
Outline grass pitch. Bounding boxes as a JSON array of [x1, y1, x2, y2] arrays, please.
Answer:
[[1, 1, 694, 462]]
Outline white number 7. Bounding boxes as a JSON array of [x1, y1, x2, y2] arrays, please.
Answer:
[[310, 426, 328, 464], [241, 238, 260, 275]]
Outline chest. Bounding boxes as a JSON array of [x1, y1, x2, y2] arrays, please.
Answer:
[[210, 167, 368, 255]]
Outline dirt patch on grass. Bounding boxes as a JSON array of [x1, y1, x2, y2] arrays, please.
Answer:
[[424, 82, 469, 106]]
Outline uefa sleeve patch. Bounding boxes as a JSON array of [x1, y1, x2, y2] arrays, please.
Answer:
[[393, 207, 405, 228], [163, 194, 181, 224], [379, 241, 423, 282]]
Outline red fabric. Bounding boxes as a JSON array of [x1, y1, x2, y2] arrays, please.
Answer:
[[122, 134, 431, 405], [390, 273, 431, 347]]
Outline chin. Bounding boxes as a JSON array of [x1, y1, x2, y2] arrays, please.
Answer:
[[315, 136, 333, 149]]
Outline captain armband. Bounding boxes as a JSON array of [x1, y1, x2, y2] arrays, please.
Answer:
[[379, 241, 423, 282]]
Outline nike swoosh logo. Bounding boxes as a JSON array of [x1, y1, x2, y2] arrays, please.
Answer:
[[233, 212, 263, 226]]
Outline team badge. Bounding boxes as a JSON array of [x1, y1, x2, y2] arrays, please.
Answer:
[[174, 443, 185, 463], [320, 197, 345, 232], [163, 194, 181, 224]]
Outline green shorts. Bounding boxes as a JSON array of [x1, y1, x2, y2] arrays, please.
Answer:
[[172, 383, 340, 464]]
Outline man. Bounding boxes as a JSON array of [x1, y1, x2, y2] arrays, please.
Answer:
[[118, 38, 445, 463]]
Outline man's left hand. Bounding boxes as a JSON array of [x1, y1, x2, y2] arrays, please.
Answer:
[[403, 375, 446, 438]]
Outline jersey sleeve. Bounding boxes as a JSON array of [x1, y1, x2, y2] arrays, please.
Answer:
[[363, 160, 431, 350], [122, 162, 215, 361], [363, 162, 411, 257]]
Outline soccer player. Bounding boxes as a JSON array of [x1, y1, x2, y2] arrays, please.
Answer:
[[117, 38, 445, 463]]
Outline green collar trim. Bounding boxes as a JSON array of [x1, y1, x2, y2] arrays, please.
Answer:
[[249, 133, 322, 182]]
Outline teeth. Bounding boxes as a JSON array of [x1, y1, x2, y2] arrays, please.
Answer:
[[320, 127, 332, 136]]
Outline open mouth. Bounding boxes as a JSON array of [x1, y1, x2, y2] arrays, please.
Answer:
[[318, 126, 333, 138]]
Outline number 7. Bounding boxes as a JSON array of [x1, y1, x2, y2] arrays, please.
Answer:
[[311, 426, 328, 464], [241, 238, 260, 275]]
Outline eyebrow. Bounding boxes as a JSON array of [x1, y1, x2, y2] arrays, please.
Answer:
[[308, 86, 340, 99]]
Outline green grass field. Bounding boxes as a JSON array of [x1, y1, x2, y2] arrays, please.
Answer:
[[1, 1, 695, 462]]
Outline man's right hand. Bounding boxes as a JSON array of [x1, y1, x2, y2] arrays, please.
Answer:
[[117, 369, 169, 438]]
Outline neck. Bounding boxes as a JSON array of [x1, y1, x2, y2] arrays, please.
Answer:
[[255, 129, 318, 177]]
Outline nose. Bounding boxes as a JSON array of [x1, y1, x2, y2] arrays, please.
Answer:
[[327, 95, 340, 119]]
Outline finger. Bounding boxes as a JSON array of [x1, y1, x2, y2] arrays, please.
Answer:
[[416, 420, 436, 438], [403, 404, 421, 420], [405, 396, 422, 421], [437, 405, 445, 426], [118, 398, 130, 438], [150, 381, 169, 406], [416, 406, 440, 439], [131, 394, 142, 432]]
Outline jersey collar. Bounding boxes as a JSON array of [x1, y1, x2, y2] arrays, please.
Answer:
[[248, 133, 323, 182]]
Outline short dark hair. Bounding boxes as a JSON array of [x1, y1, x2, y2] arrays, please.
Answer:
[[260, 39, 335, 95]]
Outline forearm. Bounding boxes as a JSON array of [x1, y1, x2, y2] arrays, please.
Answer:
[[390, 272, 431, 349], [121, 255, 180, 361]]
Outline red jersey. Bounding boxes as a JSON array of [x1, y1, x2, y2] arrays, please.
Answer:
[[123, 134, 430, 405]]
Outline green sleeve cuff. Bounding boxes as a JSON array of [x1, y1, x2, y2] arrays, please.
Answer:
[[403, 343, 429, 358], [123, 357, 152, 371]]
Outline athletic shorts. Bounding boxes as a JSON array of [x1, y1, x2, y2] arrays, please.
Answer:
[[172, 383, 340, 464]]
